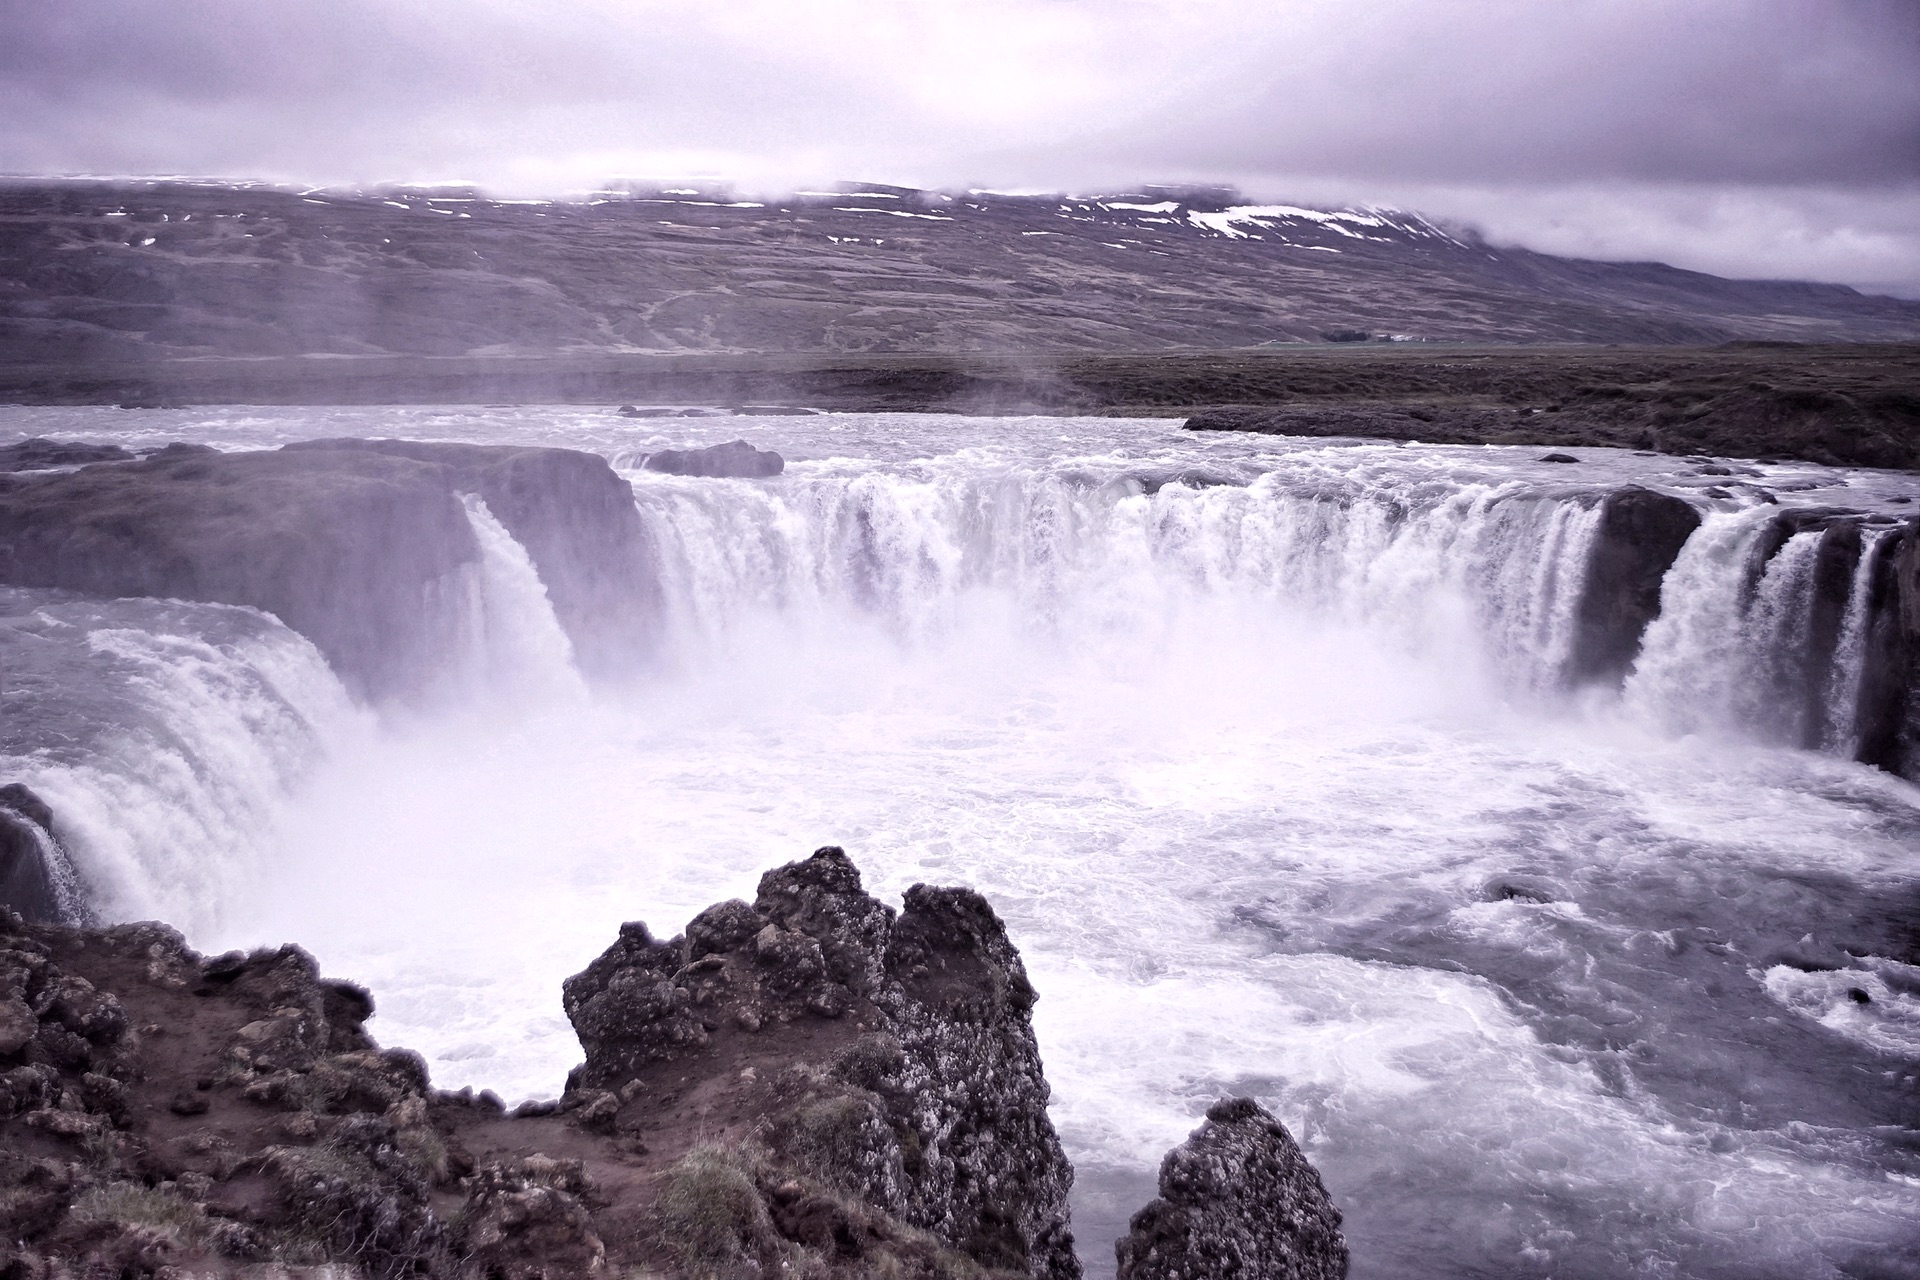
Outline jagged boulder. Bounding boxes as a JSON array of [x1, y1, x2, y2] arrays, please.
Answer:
[[562, 846, 1081, 1279], [643, 439, 785, 478], [0, 852, 1356, 1279], [1116, 1097, 1348, 1280], [454, 1155, 606, 1278]]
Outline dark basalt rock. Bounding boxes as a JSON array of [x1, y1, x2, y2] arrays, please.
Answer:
[[0, 913, 457, 1277], [456, 1156, 606, 1278], [643, 438, 785, 478], [0, 852, 1346, 1277], [0, 438, 133, 472], [1567, 487, 1702, 687], [0, 439, 658, 699], [562, 846, 1081, 1279], [1115, 1097, 1348, 1280], [1856, 521, 1920, 779], [0, 784, 81, 925], [283, 438, 661, 684], [0, 446, 474, 701]]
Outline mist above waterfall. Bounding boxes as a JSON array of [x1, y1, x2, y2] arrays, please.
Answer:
[[0, 406, 1916, 1277]]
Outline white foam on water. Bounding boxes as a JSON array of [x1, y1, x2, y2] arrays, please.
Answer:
[[1762, 963, 1920, 1058], [211, 616, 1920, 1275]]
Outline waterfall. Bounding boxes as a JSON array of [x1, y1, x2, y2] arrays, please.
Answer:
[[1822, 528, 1889, 756], [629, 462, 1917, 768], [0, 805, 88, 924], [631, 466, 1608, 701], [5, 408, 1912, 1280], [443, 495, 588, 708], [0, 592, 365, 932], [0, 499, 589, 930], [1621, 508, 1897, 754], [1737, 530, 1826, 742]]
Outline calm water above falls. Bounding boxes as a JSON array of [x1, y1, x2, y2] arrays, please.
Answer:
[[3, 406, 1918, 1278]]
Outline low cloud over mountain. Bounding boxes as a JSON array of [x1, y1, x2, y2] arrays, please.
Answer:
[[3, 1, 1917, 295]]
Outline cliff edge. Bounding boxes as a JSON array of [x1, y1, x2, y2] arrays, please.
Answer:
[[0, 439, 657, 701]]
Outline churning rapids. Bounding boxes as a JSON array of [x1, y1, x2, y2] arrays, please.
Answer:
[[2, 405, 1918, 1279]]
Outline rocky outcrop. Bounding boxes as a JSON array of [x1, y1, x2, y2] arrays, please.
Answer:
[[0, 439, 657, 699], [643, 439, 785, 478], [1116, 1098, 1347, 1280], [1567, 487, 1702, 687], [0, 913, 455, 1278], [0, 848, 1279, 1277], [562, 845, 1080, 1279]]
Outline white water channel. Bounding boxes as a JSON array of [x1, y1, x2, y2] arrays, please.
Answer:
[[2, 406, 1917, 1278]]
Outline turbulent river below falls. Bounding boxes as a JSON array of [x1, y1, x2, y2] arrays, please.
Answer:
[[2, 405, 1918, 1278]]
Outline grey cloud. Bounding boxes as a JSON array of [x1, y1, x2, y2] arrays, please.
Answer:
[[2, 0, 1917, 293]]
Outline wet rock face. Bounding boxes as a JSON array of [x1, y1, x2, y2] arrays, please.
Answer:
[[1567, 486, 1702, 687], [1857, 523, 1920, 778], [0, 438, 657, 700], [283, 438, 661, 683], [1116, 1097, 1348, 1280], [0, 784, 82, 925], [643, 438, 785, 478], [0, 446, 476, 702], [562, 845, 1082, 1279]]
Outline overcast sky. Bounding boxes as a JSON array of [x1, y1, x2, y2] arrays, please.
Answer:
[[4, 0, 1918, 294]]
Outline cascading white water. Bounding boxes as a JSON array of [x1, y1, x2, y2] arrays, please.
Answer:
[[2, 406, 1915, 1280], [1737, 529, 1826, 741], [1823, 528, 1889, 756], [1623, 511, 1893, 751], [3, 807, 87, 922], [442, 495, 589, 709], [1626, 509, 1794, 742], [635, 466, 1608, 703], [0, 593, 365, 933], [0, 496, 590, 933]]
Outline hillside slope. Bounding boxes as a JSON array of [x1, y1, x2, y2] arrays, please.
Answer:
[[3, 180, 1917, 362]]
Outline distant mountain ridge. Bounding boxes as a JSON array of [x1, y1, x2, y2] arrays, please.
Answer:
[[2, 178, 1917, 362]]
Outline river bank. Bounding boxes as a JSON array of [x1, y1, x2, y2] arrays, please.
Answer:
[[2, 344, 1916, 470]]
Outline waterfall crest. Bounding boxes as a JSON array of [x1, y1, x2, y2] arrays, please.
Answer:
[[630, 461, 1906, 766], [633, 467, 1617, 700]]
